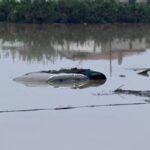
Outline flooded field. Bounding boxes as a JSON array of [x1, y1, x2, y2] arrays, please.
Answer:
[[0, 23, 150, 150]]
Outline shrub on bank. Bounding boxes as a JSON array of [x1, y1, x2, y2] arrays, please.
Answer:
[[0, 0, 150, 23]]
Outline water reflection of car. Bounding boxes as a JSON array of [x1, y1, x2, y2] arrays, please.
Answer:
[[13, 68, 107, 89]]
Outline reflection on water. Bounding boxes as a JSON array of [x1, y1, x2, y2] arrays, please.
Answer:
[[0, 23, 149, 64]]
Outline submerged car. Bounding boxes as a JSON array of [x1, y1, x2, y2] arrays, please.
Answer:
[[14, 68, 107, 89]]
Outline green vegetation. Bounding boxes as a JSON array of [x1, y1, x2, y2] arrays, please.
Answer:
[[0, 0, 150, 23]]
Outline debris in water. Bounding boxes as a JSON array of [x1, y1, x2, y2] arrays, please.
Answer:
[[119, 75, 126, 77], [129, 68, 150, 77], [115, 88, 150, 97], [138, 69, 150, 77]]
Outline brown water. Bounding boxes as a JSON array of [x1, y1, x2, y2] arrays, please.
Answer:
[[0, 23, 150, 150]]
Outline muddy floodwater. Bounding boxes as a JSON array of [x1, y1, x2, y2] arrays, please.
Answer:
[[0, 23, 150, 150]]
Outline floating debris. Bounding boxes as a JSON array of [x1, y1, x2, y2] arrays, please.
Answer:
[[129, 68, 150, 77], [119, 75, 126, 77], [138, 69, 150, 77], [115, 89, 150, 97]]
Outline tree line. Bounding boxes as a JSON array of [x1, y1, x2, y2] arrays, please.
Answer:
[[0, 0, 150, 23]]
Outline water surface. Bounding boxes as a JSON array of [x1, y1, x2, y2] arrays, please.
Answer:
[[0, 23, 150, 150]]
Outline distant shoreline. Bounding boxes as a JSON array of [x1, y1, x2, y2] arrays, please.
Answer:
[[0, 0, 150, 24]]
